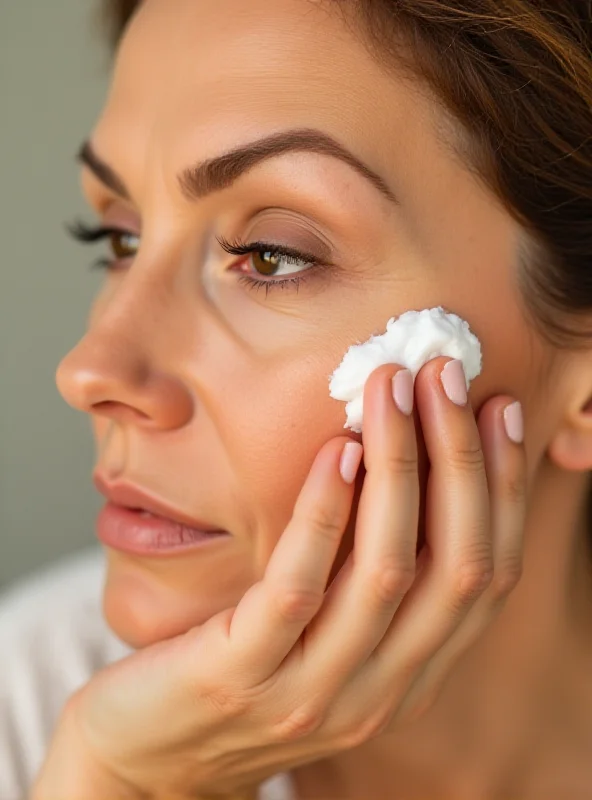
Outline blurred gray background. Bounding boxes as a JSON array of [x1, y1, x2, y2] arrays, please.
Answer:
[[1, 2, 113, 589]]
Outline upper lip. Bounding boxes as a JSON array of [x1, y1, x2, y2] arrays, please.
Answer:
[[93, 472, 224, 532]]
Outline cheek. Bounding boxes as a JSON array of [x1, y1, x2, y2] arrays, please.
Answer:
[[221, 351, 354, 561], [98, 349, 357, 648], [221, 348, 432, 581]]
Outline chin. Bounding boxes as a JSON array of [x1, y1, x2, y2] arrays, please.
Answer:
[[102, 561, 242, 649]]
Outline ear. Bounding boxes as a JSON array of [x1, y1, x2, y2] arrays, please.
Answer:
[[548, 395, 592, 472]]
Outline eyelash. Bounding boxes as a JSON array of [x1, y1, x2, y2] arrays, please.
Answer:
[[66, 219, 330, 296]]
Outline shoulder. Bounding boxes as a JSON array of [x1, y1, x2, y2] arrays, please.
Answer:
[[0, 549, 132, 800]]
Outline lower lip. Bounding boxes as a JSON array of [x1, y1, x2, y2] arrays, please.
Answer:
[[96, 502, 230, 556]]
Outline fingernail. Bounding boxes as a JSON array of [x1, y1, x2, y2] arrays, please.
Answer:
[[392, 369, 414, 415], [340, 441, 364, 484], [503, 401, 523, 444], [441, 359, 467, 406]]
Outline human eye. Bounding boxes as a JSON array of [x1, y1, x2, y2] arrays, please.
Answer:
[[216, 234, 332, 296], [66, 218, 140, 270], [66, 219, 333, 296]]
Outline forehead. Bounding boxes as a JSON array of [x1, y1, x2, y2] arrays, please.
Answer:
[[115, 0, 381, 100], [96, 0, 458, 183]]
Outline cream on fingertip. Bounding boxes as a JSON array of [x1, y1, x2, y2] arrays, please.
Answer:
[[329, 306, 482, 434]]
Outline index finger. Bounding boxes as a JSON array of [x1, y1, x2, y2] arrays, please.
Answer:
[[228, 436, 362, 682]]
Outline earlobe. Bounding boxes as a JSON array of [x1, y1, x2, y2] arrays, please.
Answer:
[[548, 399, 592, 472]]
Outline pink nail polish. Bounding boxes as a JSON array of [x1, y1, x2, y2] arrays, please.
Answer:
[[441, 359, 467, 406], [392, 369, 414, 415], [503, 401, 524, 444], [340, 442, 363, 484]]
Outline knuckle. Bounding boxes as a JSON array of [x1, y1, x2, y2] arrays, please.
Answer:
[[275, 585, 324, 622], [490, 561, 523, 599], [199, 684, 249, 719], [363, 707, 393, 741], [368, 561, 416, 606], [303, 505, 345, 544], [448, 440, 484, 473], [382, 451, 418, 478], [450, 558, 494, 607], [341, 708, 393, 748], [274, 703, 327, 742], [503, 472, 527, 506]]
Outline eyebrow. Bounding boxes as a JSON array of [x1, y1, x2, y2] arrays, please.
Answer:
[[77, 128, 399, 206]]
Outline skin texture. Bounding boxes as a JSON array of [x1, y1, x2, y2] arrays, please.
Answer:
[[55, 0, 592, 796]]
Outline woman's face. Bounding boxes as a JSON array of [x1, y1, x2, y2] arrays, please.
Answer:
[[57, 0, 555, 648]]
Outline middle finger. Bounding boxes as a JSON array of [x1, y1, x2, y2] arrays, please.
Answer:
[[300, 362, 420, 691], [366, 356, 493, 684]]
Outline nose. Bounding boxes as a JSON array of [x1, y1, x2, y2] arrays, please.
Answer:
[[55, 282, 195, 431]]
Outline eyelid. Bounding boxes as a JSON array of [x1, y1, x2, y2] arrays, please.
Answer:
[[102, 206, 141, 234], [216, 234, 331, 267], [243, 208, 336, 261]]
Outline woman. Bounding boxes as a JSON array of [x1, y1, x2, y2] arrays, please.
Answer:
[[1, 0, 591, 797]]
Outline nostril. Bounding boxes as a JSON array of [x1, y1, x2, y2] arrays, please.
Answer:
[[93, 401, 151, 420]]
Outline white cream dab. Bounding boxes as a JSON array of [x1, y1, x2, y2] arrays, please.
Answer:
[[328, 306, 482, 433]]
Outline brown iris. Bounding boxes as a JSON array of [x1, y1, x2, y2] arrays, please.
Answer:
[[251, 249, 281, 276], [110, 230, 140, 259]]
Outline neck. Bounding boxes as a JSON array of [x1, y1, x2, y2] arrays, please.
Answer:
[[291, 459, 592, 800]]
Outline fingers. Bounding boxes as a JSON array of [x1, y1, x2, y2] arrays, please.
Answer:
[[220, 351, 527, 739], [351, 357, 495, 694], [228, 435, 363, 682], [392, 395, 527, 723], [298, 364, 420, 693], [478, 395, 526, 597]]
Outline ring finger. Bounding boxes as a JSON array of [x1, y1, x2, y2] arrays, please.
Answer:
[[393, 395, 526, 722], [340, 357, 492, 721]]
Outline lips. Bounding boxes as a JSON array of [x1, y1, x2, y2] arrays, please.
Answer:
[[93, 472, 223, 532], [92, 472, 230, 556]]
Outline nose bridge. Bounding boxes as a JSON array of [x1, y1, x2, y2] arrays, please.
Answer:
[[55, 249, 203, 428], [95, 262, 185, 364], [99, 192, 212, 349]]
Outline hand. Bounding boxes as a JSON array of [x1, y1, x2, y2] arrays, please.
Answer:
[[32, 357, 527, 800]]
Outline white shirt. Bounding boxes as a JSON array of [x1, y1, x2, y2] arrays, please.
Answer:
[[0, 548, 295, 800]]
